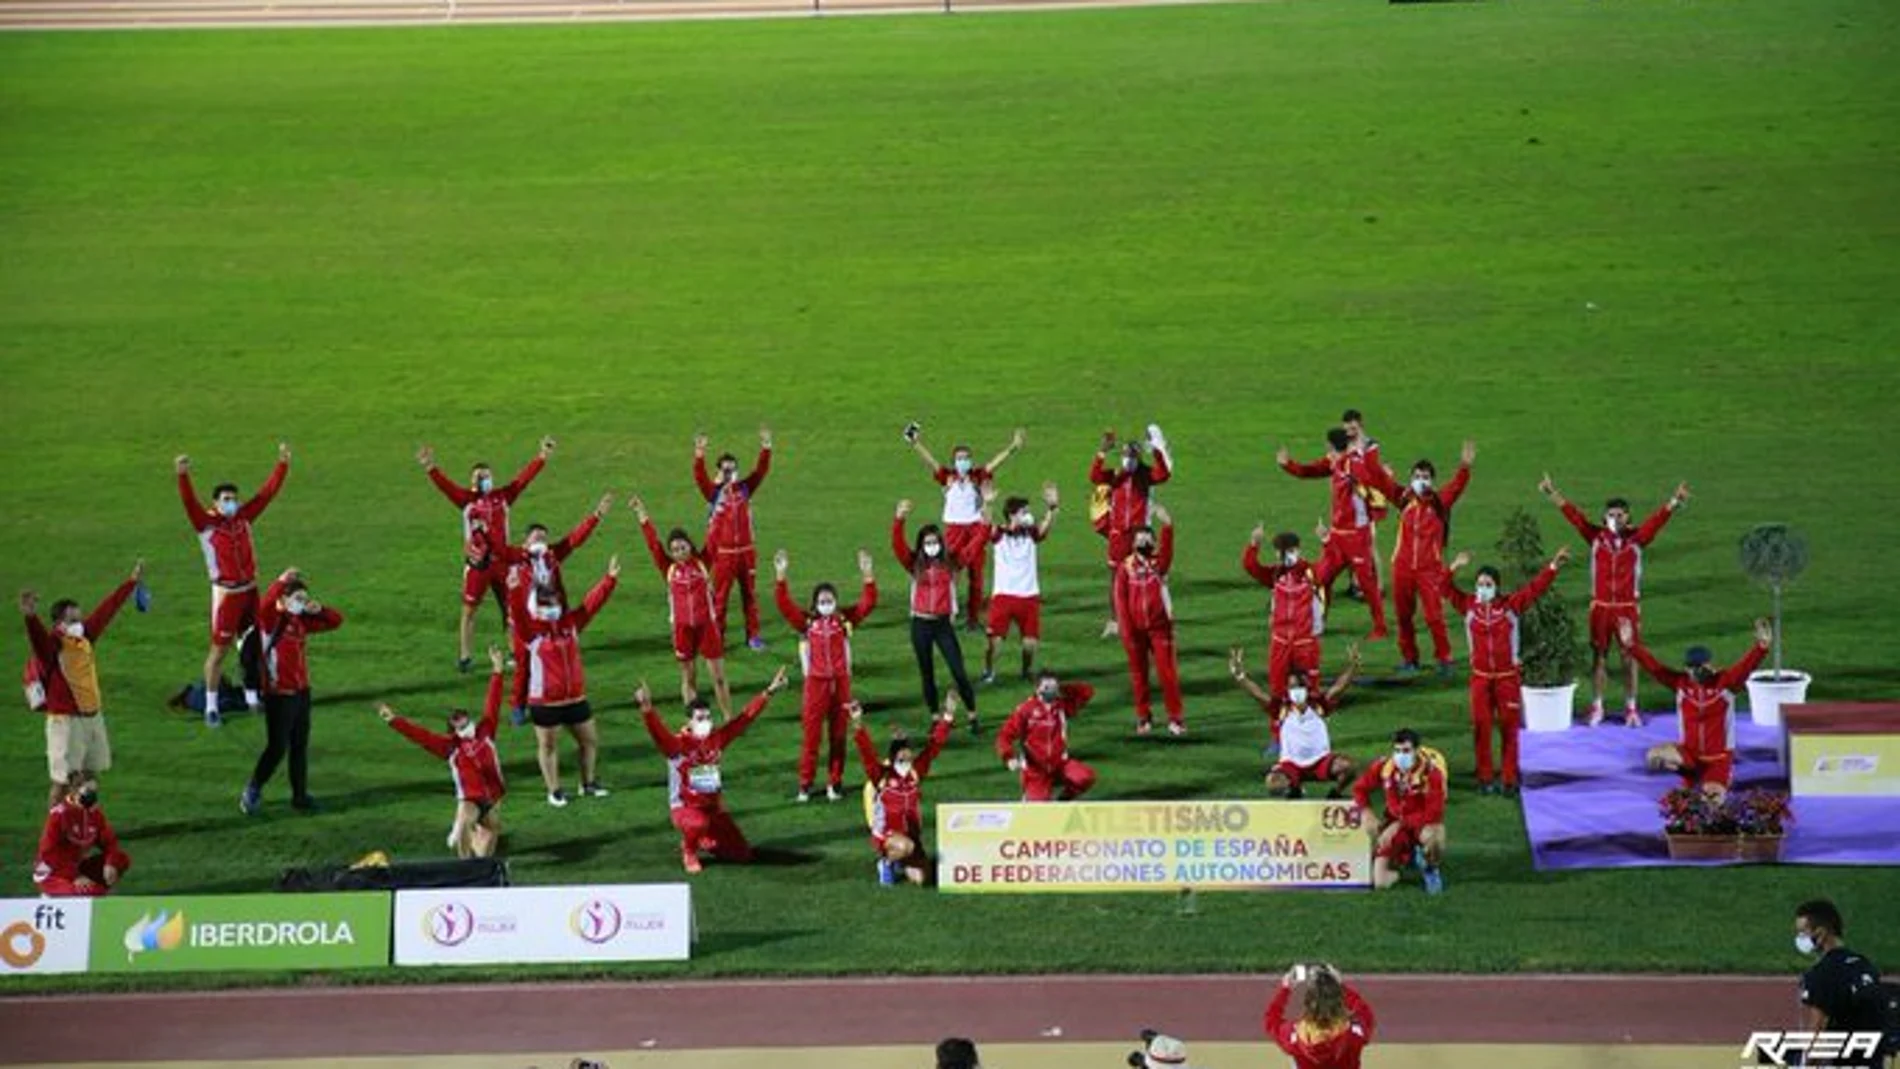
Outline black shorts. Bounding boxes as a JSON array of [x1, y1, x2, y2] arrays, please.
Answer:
[[473, 799, 498, 821], [529, 700, 593, 728]]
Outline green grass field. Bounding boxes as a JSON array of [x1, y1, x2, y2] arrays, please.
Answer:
[[2, 0, 1898, 990]]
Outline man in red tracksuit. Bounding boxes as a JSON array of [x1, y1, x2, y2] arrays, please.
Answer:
[[1278, 429, 1388, 640], [997, 672, 1097, 801], [774, 548, 877, 802], [637, 667, 790, 873], [520, 559, 620, 808], [1363, 441, 1475, 676], [694, 427, 772, 651], [379, 646, 509, 859], [176, 444, 290, 726], [855, 698, 956, 886], [1540, 474, 1690, 726], [1088, 424, 1171, 637], [1443, 548, 1570, 796], [1113, 510, 1185, 735], [1351, 728, 1447, 893], [905, 425, 1025, 631], [20, 564, 141, 809], [34, 773, 131, 897], [500, 496, 610, 721], [1622, 618, 1771, 795], [1241, 527, 1325, 699], [417, 436, 553, 673], [632, 496, 731, 720], [240, 569, 344, 815]]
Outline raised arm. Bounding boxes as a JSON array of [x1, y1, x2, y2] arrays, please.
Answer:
[[1323, 644, 1363, 704], [479, 661, 505, 738], [176, 459, 209, 531], [387, 714, 456, 760], [500, 452, 549, 503], [915, 712, 955, 777], [1633, 487, 1686, 547], [82, 572, 139, 641], [1556, 499, 1599, 542], [1036, 483, 1060, 539], [1229, 648, 1278, 707], [1061, 682, 1096, 712], [890, 509, 916, 570], [1504, 550, 1566, 612], [1088, 450, 1112, 486], [639, 697, 683, 758], [425, 465, 475, 507], [21, 596, 58, 663], [1623, 637, 1684, 690], [1280, 453, 1332, 479], [1344, 984, 1377, 1043], [985, 428, 1025, 475], [909, 435, 943, 476], [1263, 983, 1299, 1055], [846, 576, 879, 625], [1715, 623, 1772, 690], [719, 668, 787, 745], [239, 452, 290, 521], [301, 601, 345, 635], [555, 506, 605, 560], [569, 567, 619, 631], [692, 450, 718, 501], [1439, 463, 1473, 510], [1361, 456, 1402, 503], [1241, 530, 1276, 585], [774, 576, 809, 632], [741, 441, 772, 494], [852, 721, 883, 781], [638, 514, 672, 574], [1155, 519, 1176, 573]]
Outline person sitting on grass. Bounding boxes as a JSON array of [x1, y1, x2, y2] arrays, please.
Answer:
[[378, 645, 509, 859], [1229, 643, 1362, 799], [33, 772, 130, 897], [1350, 728, 1447, 894], [854, 696, 956, 887]]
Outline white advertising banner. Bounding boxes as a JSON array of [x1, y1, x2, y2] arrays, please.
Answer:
[[393, 884, 692, 966], [0, 898, 93, 975]]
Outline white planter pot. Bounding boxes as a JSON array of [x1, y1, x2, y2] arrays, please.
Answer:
[[1522, 683, 1578, 732], [1746, 670, 1811, 728]]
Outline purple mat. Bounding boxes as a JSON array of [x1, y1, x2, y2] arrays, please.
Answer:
[[1520, 715, 1900, 869]]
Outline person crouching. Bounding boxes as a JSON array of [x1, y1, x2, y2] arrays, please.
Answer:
[[853, 697, 955, 886], [34, 772, 130, 897]]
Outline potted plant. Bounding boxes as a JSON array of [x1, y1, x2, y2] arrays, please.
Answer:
[[1739, 524, 1811, 727], [1497, 508, 1583, 732], [1659, 786, 1793, 862]]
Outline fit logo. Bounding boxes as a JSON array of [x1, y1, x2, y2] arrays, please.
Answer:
[[1742, 1031, 1883, 1066], [0, 905, 67, 969]]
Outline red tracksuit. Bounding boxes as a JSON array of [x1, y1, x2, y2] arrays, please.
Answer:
[[1264, 981, 1377, 1069], [256, 577, 345, 696], [1113, 528, 1183, 727], [34, 799, 131, 897], [426, 456, 545, 614], [1445, 564, 1558, 786], [388, 671, 507, 804], [892, 517, 958, 618], [934, 465, 992, 627], [641, 519, 722, 663], [695, 448, 771, 644], [997, 683, 1098, 801], [858, 717, 953, 852], [22, 580, 136, 716], [1559, 500, 1674, 653], [1241, 544, 1324, 697], [1281, 451, 1387, 635], [180, 461, 287, 644], [641, 691, 773, 862], [1365, 463, 1470, 666], [519, 575, 617, 709], [775, 578, 878, 791], [1351, 755, 1447, 862], [1089, 452, 1171, 565], [500, 513, 602, 710], [1628, 641, 1767, 788]]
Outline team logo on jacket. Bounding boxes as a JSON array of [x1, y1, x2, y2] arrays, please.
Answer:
[[122, 910, 186, 961], [570, 900, 623, 945], [422, 903, 476, 947]]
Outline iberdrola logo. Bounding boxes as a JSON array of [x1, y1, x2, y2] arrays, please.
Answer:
[[123, 910, 186, 962]]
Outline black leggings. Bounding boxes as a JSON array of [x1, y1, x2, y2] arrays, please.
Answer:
[[910, 616, 976, 715], [251, 689, 312, 800]]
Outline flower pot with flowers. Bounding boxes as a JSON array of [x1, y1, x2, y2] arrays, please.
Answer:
[[1660, 786, 1793, 862]]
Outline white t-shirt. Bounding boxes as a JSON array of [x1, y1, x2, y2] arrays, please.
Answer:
[[990, 529, 1042, 598], [942, 477, 983, 524], [1277, 707, 1332, 767]]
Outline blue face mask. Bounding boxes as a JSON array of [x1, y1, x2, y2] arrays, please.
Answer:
[[1393, 750, 1417, 772], [217, 498, 239, 517], [954, 458, 972, 475], [476, 476, 493, 493]]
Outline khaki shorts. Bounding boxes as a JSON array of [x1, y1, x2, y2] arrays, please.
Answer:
[[46, 715, 112, 782]]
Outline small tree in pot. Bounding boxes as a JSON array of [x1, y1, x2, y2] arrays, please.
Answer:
[[1738, 524, 1811, 725], [1497, 508, 1583, 729]]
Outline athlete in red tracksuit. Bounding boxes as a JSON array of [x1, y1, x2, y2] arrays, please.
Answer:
[[1264, 965, 1377, 1069], [34, 773, 131, 897], [500, 498, 609, 719], [417, 437, 552, 672], [1623, 618, 1772, 793], [1364, 442, 1474, 674], [241, 570, 344, 815], [638, 668, 790, 873], [1351, 728, 1448, 892], [893, 503, 980, 732], [854, 700, 955, 885], [632, 497, 731, 720], [1541, 475, 1690, 726], [1279, 429, 1388, 639], [773, 549, 878, 801], [176, 445, 289, 724], [694, 428, 772, 650], [1113, 513, 1185, 734], [519, 560, 620, 807], [1242, 528, 1326, 698], [1443, 548, 1570, 794], [906, 426, 1024, 631], [998, 674, 1097, 801], [1088, 425, 1171, 637], [380, 647, 509, 858]]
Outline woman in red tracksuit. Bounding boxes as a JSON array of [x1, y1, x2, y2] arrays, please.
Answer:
[[1241, 527, 1325, 699], [632, 496, 732, 720], [997, 672, 1098, 801], [1089, 425, 1171, 638], [1264, 964, 1377, 1069], [854, 698, 956, 886], [893, 501, 980, 734], [637, 668, 789, 873], [1444, 547, 1570, 796], [773, 548, 877, 803], [379, 646, 509, 859], [519, 557, 620, 808], [1113, 510, 1185, 735], [240, 570, 344, 816], [34, 772, 130, 897], [499, 496, 609, 722]]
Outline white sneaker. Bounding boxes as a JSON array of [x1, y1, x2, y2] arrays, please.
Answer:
[[1167, 721, 1187, 737], [547, 790, 569, 808], [1586, 702, 1605, 727], [825, 785, 842, 802], [796, 788, 812, 803]]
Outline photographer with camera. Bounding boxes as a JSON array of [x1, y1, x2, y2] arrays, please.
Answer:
[[1264, 963, 1376, 1069]]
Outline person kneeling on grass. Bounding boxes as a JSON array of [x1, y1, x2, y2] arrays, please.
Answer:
[[854, 696, 956, 887], [637, 667, 790, 874], [34, 772, 130, 897], [1621, 617, 1771, 800], [1350, 728, 1447, 894], [1229, 643, 1362, 799], [378, 646, 508, 859]]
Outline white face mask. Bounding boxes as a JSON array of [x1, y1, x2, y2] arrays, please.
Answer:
[[1795, 933, 1818, 955], [453, 721, 476, 740], [476, 476, 493, 493], [60, 621, 85, 639], [1282, 551, 1299, 567], [535, 603, 562, 622], [1287, 687, 1309, 707], [286, 596, 310, 615], [527, 541, 548, 556], [1038, 685, 1060, 702], [1605, 515, 1623, 534], [1412, 477, 1432, 494], [1393, 750, 1417, 772], [1475, 585, 1497, 604], [816, 600, 838, 617], [1121, 457, 1137, 472], [892, 760, 914, 778], [217, 498, 239, 517], [688, 720, 713, 740], [923, 542, 942, 558], [1011, 512, 1031, 528]]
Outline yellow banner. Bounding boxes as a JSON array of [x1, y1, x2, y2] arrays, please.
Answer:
[[1791, 734, 1900, 797], [935, 801, 1371, 893]]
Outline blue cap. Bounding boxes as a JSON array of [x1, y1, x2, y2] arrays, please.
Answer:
[[1684, 646, 1713, 668]]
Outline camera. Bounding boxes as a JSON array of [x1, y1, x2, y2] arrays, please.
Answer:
[[1125, 1029, 1159, 1067], [902, 421, 922, 444]]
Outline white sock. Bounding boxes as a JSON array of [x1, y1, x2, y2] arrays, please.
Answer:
[[205, 690, 220, 715], [243, 688, 260, 708]]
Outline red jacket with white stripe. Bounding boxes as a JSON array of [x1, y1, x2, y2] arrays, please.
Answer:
[[1559, 501, 1674, 608], [1113, 527, 1176, 632], [1444, 565, 1558, 676], [1364, 463, 1471, 574], [519, 574, 617, 706], [1241, 545, 1323, 642], [179, 462, 287, 587], [1629, 640, 1767, 757], [858, 716, 953, 844], [1088, 452, 1171, 535], [389, 671, 506, 803], [997, 683, 1095, 772], [34, 800, 130, 887], [892, 517, 957, 618], [642, 689, 772, 810], [256, 578, 345, 696], [1281, 451, 1375, 532], [427, 457, 545, 568], [641, 519, 715, 628], [694, 449, 771, 551], [775, 578, 877, 680]]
